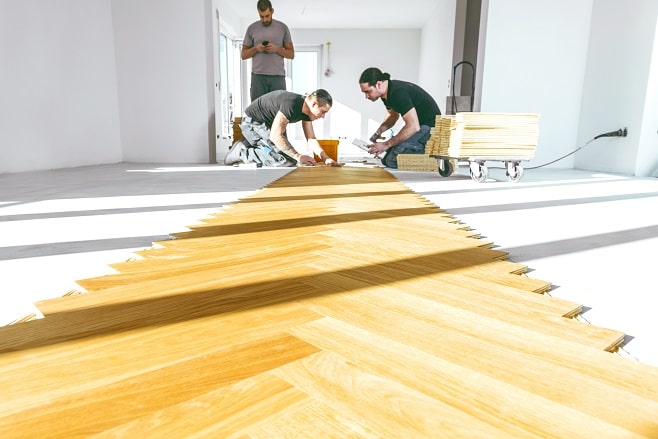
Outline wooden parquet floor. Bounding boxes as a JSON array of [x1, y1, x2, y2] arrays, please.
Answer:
[[1, 166, 657, 438]]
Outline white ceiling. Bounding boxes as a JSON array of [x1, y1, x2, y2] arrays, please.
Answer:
[[229, 0, 439, 29]]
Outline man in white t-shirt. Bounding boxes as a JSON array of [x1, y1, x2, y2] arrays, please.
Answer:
[[241, 0, 295, 102]]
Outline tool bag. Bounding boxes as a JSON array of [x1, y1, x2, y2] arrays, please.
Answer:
[[224, 139, 296, 167]]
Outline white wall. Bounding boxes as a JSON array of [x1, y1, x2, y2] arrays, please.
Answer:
[[479, 0, 593, 169], [576, 0, 658, 176], [0, 0, 122, 174], [419, 0, 457, 109], [293, 28, 423, 145], [292, 6, 457, 148], [216, 0, 249, 39], [639, 17, 658, 177], [111, 0, 215, 164]]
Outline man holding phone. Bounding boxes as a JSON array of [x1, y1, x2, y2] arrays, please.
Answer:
[[241, 0, 295, 101]]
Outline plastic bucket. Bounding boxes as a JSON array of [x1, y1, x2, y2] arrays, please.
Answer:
[[315, 139, 340, 162]]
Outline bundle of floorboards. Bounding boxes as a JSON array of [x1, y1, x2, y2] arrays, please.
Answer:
[[1, 166, 657, 438], [426, 112, 539, 159], [232, 116, 243, 142]]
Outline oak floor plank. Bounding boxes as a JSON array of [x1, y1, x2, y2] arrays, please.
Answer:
[[0, 334, 319, 438], [4, 279, 320, 352], [242, 399, 380, 439], [170, 206, 463, 241], [272, 351, 513, 438], [313, 245, 551, 294], [300, 273, 620, 351], [73, 242, 328, 293], [298, 266, 578, 317], [296, 300, 658, 432], [109, 235, 330, 274], [0, 305, 320, 414], [88, 373, 309, 439], [288, 317, 638, 438]]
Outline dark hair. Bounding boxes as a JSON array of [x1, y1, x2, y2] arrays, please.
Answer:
[[309, 89, 333, 107], [359, 67, 391, 86], [257, 0, 272, 12]]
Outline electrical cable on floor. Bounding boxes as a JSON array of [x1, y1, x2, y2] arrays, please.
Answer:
[[524, 138, 596, 170], [486, 128, 626, 170]]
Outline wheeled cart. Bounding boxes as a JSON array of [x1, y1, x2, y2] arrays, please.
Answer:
[[432, 155, 528, 183]]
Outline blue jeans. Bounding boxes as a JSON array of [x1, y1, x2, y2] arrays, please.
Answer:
[[381, 125, 432, 169]]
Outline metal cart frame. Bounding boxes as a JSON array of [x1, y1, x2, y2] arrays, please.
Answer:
[[432, 155, 529, 183]]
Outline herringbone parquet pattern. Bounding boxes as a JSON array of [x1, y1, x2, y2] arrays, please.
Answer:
[[1, 166, 657, 438]]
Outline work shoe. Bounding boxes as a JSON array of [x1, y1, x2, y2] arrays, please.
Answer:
[[224, 140, 249, 165]]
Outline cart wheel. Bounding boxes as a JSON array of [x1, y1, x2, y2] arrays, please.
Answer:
[[438, 158, 454, 177], [505, 161, 524, 182], [469, 161, 488, 183]]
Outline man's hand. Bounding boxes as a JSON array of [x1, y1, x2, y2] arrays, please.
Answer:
[[297, 154, 317, 166], [368, 142, 388, 158], [263, 42, 279, 54], [324, 158, 344, 167], [258, 42, 272, 53]]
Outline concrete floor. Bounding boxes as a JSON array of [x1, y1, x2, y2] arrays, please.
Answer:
[[1, 160, 657, 368]]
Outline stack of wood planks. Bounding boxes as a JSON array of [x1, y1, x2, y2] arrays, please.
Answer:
[[425, 112, 539, 159], [1, 166, 657, 438], [232, 116, 243, 142], [396, 153, 439, 172], [426, 114, 454, 155]]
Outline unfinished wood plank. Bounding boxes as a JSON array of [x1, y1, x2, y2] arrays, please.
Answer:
[[292, 305, 658, 430], [243, 399, 380, 439], [272, 351, 512, 438], [11, 280, 319, 352], [288, 317, 642, 438], [83, 373, 309, 439], [0, 334, 319, 438], [0, 306, 320, 416]]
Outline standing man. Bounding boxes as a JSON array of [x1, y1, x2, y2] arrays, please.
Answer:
[[358, 67, 441, 169], [226, 89, 338, 167], [242, 0, 295, 102]]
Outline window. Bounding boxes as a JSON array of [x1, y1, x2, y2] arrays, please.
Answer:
[[286, 45, 323, 141], [288, 48, 320, 96]]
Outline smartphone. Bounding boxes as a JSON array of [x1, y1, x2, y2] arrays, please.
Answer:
[[262, 40, 269, 46]]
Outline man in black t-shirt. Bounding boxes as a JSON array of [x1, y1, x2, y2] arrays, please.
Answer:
[[358, 67, 441, 168], [230, 89, 338, 167]]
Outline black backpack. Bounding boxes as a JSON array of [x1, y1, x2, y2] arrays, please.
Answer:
[[224, 139, 296, 167]]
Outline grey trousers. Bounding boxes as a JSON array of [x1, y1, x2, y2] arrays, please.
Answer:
[[250, 74, 286, 101], [239, 117, 274, 150]]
